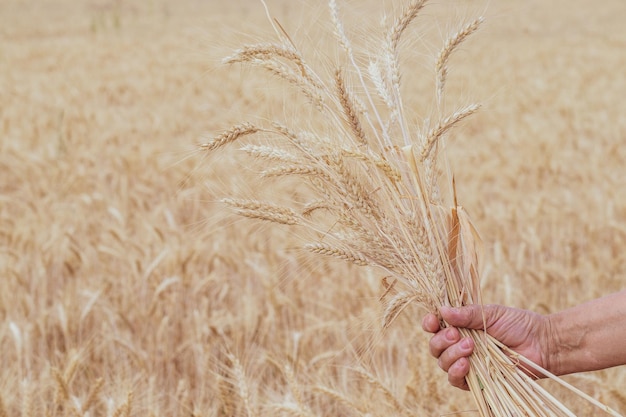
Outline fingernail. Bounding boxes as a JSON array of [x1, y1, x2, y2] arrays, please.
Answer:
[[445, 328, 457, 341], [461, 338, 472, 350]]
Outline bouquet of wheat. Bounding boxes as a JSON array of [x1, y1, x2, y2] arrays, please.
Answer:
[[203, 1, 622, 415]]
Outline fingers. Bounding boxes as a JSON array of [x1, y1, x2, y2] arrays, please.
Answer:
[[440, 304, 501, 330], [422, 305, 498, 391], [421, 313, 441, 333], [429, 327, 461, 358], [437, 336, 474, 373], [448, 357, 471, 390], [426, 325, 474, 391], [426, 321, 474, 362]]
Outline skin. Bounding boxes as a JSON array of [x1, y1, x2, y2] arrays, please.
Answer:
[[421, 289, 626, 391]]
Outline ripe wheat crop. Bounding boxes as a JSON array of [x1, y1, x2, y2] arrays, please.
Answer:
[[2, 0, 626, 415], [206, 1, 624, 416]]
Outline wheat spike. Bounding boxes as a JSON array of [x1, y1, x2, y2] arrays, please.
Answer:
[[81, 378, 104, 414], [223, 43, 304, 67], [52, 368, 70, 405], [327, 155, 383, 220], [383, 0, 429, 146], [387, 0, 428, 53], [20, 382, 32, 417], [420, 103, 481, 161], [201, 122, 258, 151], [112, 391, 133, 417], [222, 198, 301, 225], [218, 377, 237, 417], [261, 165, 328, 179], [353, 367, 408, 416], [301, 200, 330, 217], [341, 149, 402, 184], [269, 122, 324, 158], [283, 364, 307, 410], [381, 291, 419, 329], [335, 68, 367, 146], [305, 243, 369, 267], [240, 144, 302, 164], [261, 60, 324, 109], [435, 17, 484, 105], [313, 385, 367, 414], [328, 0, 352, 55], [224, 41, 323, 90], [229, 354, 255, 417]]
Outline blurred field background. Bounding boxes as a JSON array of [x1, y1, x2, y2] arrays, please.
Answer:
[[1, 0, 626, 415]]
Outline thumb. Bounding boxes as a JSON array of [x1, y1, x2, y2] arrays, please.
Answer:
[[440, 305, 493, 330]]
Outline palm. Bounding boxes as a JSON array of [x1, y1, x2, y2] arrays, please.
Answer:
[[482, 306, 548, 372]]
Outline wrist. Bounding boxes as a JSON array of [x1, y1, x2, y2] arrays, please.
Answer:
[[545, 308, 591, 376], [538, 291, 626, 376], [542, 313, 563, 376]]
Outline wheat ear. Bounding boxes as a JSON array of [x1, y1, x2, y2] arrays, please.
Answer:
[[201, 123, 259, 151]]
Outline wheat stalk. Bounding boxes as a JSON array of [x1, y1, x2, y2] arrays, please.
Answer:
[[209, 1, 623, 416]]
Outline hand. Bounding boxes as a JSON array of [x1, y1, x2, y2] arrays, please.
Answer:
[[421, 304, 552, 390]]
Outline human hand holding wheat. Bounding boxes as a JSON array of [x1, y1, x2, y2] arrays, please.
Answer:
[[423, 305, 551, 390], [424, 291, 626, 404]]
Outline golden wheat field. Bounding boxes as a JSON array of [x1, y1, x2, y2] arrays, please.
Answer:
[[2, 0, 626, 415]]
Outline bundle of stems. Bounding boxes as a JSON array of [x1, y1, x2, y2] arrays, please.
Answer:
[[205, 1, 622, 415]]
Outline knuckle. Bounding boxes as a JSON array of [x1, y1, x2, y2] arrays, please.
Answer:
[[429, 339, 439, 357], [438, 349, 453, 372], [429, 334, 445, 357], [448, 372, 462, 388]]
